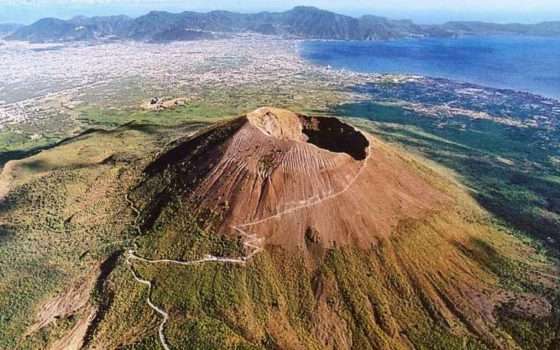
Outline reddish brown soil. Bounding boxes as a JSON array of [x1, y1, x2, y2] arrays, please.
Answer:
[[142, 107, 449, 251]]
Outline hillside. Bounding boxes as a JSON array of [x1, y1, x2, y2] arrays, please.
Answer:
[[442, 21, 560, 36], [2, 108, 557, 349], [7, 6, 560, 43], [0, 23, 22, 37]]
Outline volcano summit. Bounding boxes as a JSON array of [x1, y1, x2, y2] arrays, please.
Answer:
[[135, 107, 446, 253]]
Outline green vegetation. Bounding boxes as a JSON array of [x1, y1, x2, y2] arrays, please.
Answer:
[[496, 303, 557, 350], [77, 86, 342, 129], [0, 121, 208, 348], [100, 209, 555, 349]]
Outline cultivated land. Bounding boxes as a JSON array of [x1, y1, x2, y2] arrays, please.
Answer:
[[0, 35, 559, 349]]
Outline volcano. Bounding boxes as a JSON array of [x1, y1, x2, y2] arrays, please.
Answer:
[[115, 108, 555, 350], [137, 107, 447, 252]]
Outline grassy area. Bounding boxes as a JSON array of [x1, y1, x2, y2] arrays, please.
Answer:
[[496, 303, 558, 350], [93, 206, 557, 349], [76, 86, 343, 129], [0, 140, 128, 347], [0, 119, 214, 348]]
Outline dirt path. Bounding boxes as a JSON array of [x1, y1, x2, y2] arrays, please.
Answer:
[[0, 162, 14, 202], [126, 140, 372, 349], [0, 181, 9, 202], [126, 259, 172, 350]]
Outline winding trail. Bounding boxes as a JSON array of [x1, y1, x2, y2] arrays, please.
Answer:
[[126, 142, 372, 349], [0, 162, 14, 203]]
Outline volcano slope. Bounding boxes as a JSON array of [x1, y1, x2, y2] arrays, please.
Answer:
[[76, 107, 557, 350]]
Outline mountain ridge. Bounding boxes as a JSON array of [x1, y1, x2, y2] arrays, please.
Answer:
[[0, 22, 23, 38], [5, 6, 560, 43]]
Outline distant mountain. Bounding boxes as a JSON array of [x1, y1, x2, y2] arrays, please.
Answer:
[[6, 15, 132, 42], [442, 20, 560, 36], [126, 11, 182, 41], [0, 23, 23, 38], [7, 18, 88, 42], [70, 15, 132, 37], [279, 6, 361, 39], [151, 28, 215, 42], [6, 6, 560, 43]]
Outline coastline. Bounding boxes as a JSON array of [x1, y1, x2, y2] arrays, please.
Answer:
[[298, 36, 560, 101]]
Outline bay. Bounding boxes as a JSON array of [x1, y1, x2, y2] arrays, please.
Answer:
[[301, 36, 560, 99]]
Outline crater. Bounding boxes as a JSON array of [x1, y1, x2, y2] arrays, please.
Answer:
[[247, 107, 369, 160], [299, 115, 369, 160]]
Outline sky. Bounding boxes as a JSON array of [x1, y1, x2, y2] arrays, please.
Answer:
[[1, 0, 559, 24]]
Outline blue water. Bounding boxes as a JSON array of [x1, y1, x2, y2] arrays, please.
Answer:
[[301, 36, 560, 99]]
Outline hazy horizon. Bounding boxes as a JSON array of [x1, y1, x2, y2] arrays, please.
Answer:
[[1, 1, 559, 25]]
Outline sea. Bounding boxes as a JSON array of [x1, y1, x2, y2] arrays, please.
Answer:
[[300, 35, 560, 99]]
